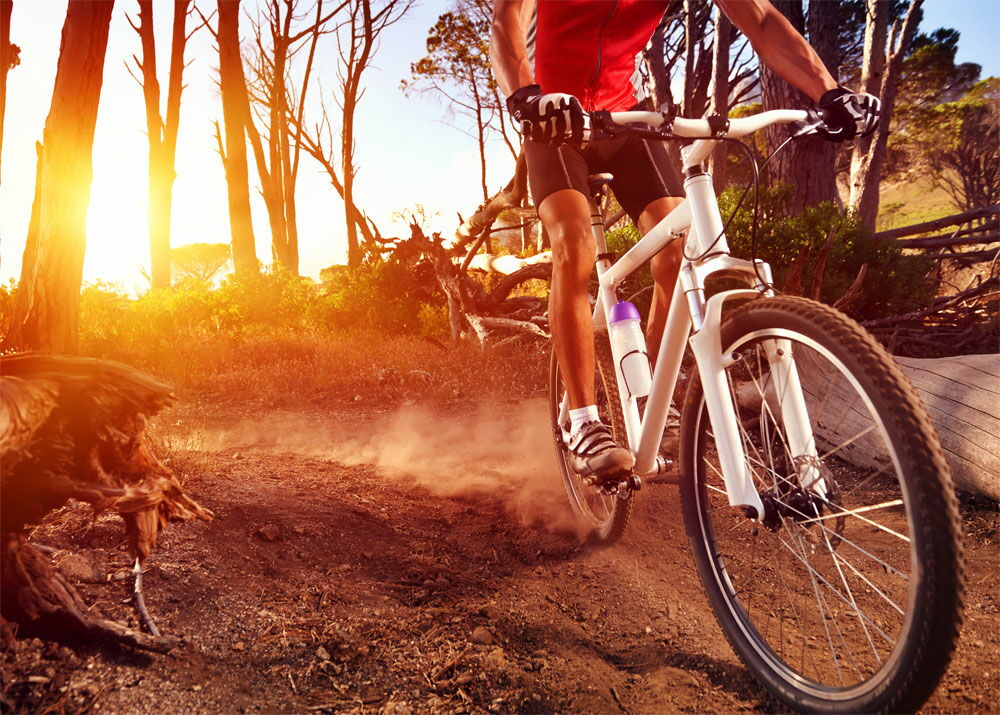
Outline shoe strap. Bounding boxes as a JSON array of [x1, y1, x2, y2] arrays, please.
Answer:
[[569, 421, 616, 457]]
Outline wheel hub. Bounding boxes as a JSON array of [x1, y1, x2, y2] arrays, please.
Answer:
[[756, 486, 823, 532]]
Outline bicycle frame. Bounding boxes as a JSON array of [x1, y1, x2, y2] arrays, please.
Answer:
[[558, 111, 826, 518]]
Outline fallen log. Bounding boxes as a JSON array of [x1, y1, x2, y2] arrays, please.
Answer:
[[919, 247, 999, 263], [875, 205, 999, 241], [794, 354, 1000, 501], [898, 227, 998, 250]]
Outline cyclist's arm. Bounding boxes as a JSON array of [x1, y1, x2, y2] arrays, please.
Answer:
[[491, 0, 535, 97], [715, 0, 836, 102]]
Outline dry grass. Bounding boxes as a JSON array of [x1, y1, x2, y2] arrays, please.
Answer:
[[90, 328, 551, 411]]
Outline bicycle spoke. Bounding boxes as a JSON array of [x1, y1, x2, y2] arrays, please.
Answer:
[[811, 494, 910, 543], [797, 499, 904, 526], [821, 528, 880, 663], [777, 533, 894, 645], [783, 527, 846, 684], [818, 424, 878, 462]]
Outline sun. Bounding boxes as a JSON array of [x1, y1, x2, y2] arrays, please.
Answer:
[[83, 150, 151, 288]]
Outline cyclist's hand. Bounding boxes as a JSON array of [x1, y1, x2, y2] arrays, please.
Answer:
[[815, 87, 881, 142], [506, 84, 591, 146]]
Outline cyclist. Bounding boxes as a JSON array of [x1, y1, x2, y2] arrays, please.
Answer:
[[490, 0, 879, 485]]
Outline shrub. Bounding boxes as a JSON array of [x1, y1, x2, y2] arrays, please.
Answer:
[[719, 185, 935, 318], [320, 258, 441, 333]]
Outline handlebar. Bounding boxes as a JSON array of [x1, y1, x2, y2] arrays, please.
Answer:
[[592, 108, 825, 141]]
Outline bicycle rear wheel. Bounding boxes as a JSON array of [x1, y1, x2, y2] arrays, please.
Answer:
[[549, 329, 633, 545], [679, 296, 964, 712]]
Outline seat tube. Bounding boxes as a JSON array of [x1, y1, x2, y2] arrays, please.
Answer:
[[590, 195, 614, 328]]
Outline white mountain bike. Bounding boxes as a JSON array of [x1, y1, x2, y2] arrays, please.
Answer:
[[548, 108, 964, 712]]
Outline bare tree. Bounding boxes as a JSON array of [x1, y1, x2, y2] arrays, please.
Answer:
[[0, 0, 20, 182], [403, 0, 513, 205], [3, 1, 115, 352], [643, 3, 757, 117], [128, 0, 197, 290], [709, 6, 731, 189], [244, 0, 348, 274], [681, 0, 712, 118], [849, 0, 924, 229], [334, 0, 412, 266], [214, 0, 259, 276]]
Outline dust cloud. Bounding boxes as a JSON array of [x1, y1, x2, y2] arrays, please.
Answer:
[[175, 399, 581, 532]]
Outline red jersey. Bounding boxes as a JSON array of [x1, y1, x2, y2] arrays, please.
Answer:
[[532, 0, 669, 112]]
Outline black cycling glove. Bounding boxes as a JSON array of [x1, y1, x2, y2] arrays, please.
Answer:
[[506, 84, 591, 146], [816, 87, 881, 142]]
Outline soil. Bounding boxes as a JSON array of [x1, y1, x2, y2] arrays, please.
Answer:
[[2, 393, 998, 714]]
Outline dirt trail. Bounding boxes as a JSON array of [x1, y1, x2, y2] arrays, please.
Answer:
[[3, 399, 998, 713]]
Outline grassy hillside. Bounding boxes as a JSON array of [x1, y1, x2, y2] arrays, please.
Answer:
[[876, 176, 957, 230]]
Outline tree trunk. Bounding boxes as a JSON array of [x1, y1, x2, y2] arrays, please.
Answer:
[[682, 0, 712, 117], [758, 0, 838, 213], [849, 0, 888, 209], [3, 2, 114, 353], [709, 7, 730, 190], [850, 0, 923, 230], [342, 92, 360, 267], [217, 0, 258, 275], [267, 34, 293, 272], [134, 0, 190, 290], [470, 62, 488, 202], [0, 0, 14, 182], [644, 21, 672, 110]]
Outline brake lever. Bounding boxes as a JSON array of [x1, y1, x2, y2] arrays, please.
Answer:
[[790, 107, 827, 138]]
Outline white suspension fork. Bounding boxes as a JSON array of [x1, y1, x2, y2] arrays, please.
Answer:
[[686, 284, 765, 515], [762, 339, 827, 497]]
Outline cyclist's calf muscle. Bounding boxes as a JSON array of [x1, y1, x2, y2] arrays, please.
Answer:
[[540, 188, 599, 410]]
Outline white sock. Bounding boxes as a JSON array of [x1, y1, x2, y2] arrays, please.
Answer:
[[569, 405, 600, 435]]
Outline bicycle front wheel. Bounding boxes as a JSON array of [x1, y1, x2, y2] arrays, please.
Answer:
[[549, 329, 633, 545], [679, 296, 964, 713]]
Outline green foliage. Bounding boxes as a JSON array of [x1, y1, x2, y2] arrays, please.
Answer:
[[400, 3, 500, 126], [605, 223, 653, 310], [719, 186, 935, 318], [417, 303, 450, 339], [895, 77, 999, 211], [900, 29, 981, 106]]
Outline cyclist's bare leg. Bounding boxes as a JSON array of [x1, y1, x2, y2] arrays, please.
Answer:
[[638, 196, 685, 366], [539, 188, 597, 410]]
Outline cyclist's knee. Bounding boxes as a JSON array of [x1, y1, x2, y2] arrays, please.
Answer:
[[548, 219, 596, 275], [650, 240, 681, 283]]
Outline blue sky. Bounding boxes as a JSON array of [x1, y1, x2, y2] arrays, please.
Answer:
[[0, 0, 997, 290]]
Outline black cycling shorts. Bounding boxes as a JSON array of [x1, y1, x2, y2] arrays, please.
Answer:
[[524, 134, 684, 223]]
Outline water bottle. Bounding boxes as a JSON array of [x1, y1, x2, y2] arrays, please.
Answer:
[[608, 301, 652, 398]]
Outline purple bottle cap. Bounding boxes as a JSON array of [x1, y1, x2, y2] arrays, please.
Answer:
[[609, 301, 641, 323]]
